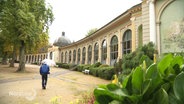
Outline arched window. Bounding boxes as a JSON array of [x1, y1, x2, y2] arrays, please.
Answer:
[[101, 39, 107, 64], [40, 55, 43, 60], [38, 55, 40, 62], [32, 55, 34, 62], [69, 51, 72, 63], [94, 43, 99, 63], [61, 52, 63, 63], [138, 25, 143, 47], [110, 35, 118, 65], [77, 48, 81, 64], [43, 55, 45, 60], [88, 45, 92, 64], [82, 47, 86, 64], [26, 56, 28, 62], [73, 50, 76, 64], [35, 56, 37, 62], [123, 29, 132, 54], [29, 55, 31, 63], [50, 52, 53, 60], [65, 51, 68, 63]]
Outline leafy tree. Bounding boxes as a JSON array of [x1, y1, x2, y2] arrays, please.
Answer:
[[0, 0, 54, 71], [85, 28, 98, 36]]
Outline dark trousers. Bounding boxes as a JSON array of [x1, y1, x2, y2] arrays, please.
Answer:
[[41, 74, 48, 88]]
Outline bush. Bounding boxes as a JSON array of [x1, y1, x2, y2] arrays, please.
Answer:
[[62, 63, 70, 69], [89, 67, 99, 77], [56, 62, 62, 67], [122, 42, 155, 71], [76, 64, 85, 72], [83, 64, 91, 70], [99, 64, 109, 68], [122, 68, 132, 75], [69, 64, 77, 70], [118, 74, 128, 83], [56, 63, 71, 69], [98, 67, 114, 80], [94, 54, 184, 104], [93, 62, 102, 67]]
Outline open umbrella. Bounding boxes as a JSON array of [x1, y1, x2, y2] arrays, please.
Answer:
[[41, 59, 56, 66]]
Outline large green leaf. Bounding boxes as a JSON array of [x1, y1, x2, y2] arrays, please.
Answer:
[[173, 72, 184, 103], [122, 74, 133, 94], [171, 56, 184, 68], [94, 87, 114, 104], [145, 63, 164, 94], [126, 94, 142, 104], [158, 54, 173, 77], [145, 63, 157, 79], [142, 79, 151, 99], [171, 56, 184, 74], [122, 75, 130, 88], [168, 92, 182, 104], [94, 84, 129, 103], [109, 100, 122, 104], [153, 88, 169, 104], [132, 66, 143, 94]]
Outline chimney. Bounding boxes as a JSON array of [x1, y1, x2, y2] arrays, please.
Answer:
[[62, 32, 65, 36]]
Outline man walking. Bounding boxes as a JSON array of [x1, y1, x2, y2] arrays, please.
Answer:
[[40, 62, 50, 89]]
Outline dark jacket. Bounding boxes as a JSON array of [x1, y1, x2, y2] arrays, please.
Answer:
[[40, 64, 50, 75]]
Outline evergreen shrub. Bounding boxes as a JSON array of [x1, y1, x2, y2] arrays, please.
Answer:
[[99, 64, 109, 67], [89, 67, 99, 77], [98, 67, 114, 80], [76, 64, 85, 72], [56, 63, 70, 69]]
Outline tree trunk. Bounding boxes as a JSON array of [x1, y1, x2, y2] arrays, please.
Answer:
[[17, 40, 25, 72], [9, 45, 16, 67], [2, 52, 8, 65]]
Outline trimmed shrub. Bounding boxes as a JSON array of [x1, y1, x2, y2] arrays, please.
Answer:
[[83, 64, 91, 70], [56, 63, 71, 69], [93, 62, 102, 67], [69, 64, 77, 71], [89, 67, 99, 77], [76, 64, 85, 72], [98, 67, 114, 80], [56, 62, 62, 67], [99, 64, 109, 68]]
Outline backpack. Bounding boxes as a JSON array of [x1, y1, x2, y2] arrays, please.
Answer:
[[40, 64, 50, 74]]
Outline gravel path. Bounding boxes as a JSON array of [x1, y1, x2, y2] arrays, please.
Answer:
[[0, 64, 110, 104]]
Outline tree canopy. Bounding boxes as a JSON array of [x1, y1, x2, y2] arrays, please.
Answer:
[[0, 0, 54, 71], [85, 28, 98, 37]]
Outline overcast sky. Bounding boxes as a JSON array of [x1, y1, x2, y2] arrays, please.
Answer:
[[46, 0, 142, 43]]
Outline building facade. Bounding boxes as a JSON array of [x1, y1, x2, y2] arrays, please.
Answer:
[[25, 0, 184, 65]]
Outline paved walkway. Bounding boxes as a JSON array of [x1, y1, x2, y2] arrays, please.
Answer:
[[0, 64, 110, 104]]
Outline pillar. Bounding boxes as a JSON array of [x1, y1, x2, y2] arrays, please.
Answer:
[[148, 0, 156, 44], [130, 17, 136, 51], [85, 46, 88, 64], [156, 21, 161, 54], [107, 35, 111, 65], [117, 30, 122, 59], [91, 43, 94, 64], [99, 40, 102, 63]]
